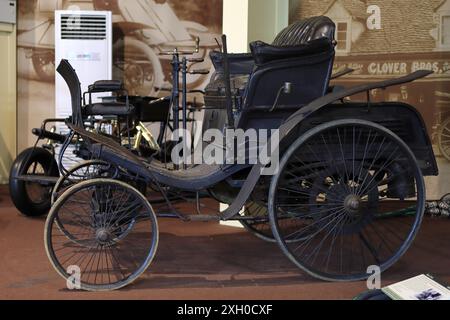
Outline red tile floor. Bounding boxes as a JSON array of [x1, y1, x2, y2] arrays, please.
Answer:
[[0, 186, 449, 300]]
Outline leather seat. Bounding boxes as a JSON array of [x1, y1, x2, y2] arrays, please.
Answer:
[[84, 102, 135, 116], [88, 80, 124, 93], [250, 37, 333, 65], [209, 16, 335, 75], [204, 16, 336, 133]]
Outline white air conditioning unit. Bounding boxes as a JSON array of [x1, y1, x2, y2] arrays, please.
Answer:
[[54, 10, 112, 168], [55, 10, 112, 120]]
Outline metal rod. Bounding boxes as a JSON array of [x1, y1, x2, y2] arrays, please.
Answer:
[[171, 50, 180, 170], [221, 34, 235, 128], [182, 56, 188, 169]]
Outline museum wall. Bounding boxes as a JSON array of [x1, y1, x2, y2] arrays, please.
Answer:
[[17, 0, 222, 151], [290, 0, 450, 199], [0, 23, 16, 184]]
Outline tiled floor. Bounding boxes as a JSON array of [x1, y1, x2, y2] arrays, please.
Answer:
[[0, 186, 449, 300]]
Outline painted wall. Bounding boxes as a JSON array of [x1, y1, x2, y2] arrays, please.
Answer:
[[223, 0, 288, 53], [248, 0, 288, 45], [0, 22, 17, 184], [222, 0, 249, 52]]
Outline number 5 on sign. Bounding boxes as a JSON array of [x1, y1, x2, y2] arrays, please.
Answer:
[[66, 265, 81, 290]]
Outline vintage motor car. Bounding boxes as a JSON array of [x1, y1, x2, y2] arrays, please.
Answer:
[[43, 16, 438, 291]]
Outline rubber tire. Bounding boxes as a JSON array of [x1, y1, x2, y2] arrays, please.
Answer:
[[45, 178, 159, 291], [9, 147, 59, 217], [268, 119, 425, 282]]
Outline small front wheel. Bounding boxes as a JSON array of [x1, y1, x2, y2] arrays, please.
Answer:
[[45, 179, 158, 291]]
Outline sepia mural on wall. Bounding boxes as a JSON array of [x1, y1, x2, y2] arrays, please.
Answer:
[[17, 0, 222, 150], [290, 0, 450, 199]]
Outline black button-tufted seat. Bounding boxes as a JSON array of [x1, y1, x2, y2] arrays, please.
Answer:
[[209, 16, 335, 74], [249, 37, 333, 66], [204, 16, 336, 133], [272, 16, 335, 46]]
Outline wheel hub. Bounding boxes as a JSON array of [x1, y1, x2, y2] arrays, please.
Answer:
[[344, 195, 361, 214], [96, 228, 111, 244]]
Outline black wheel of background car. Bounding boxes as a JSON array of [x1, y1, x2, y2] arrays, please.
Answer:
[[113, 37, 163, 96], [240, 195, 313, 243], [208, 181, 276, 242], [437, 117, 450, 162], [32, 50, 55, 82], [268, 119, 425, 281], [9, 147, 59, 217], [202, 112, 278, 242], [45, 178, 159, 291], [239, 201, 274, 242]]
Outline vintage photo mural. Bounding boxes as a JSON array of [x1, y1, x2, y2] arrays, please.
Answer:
[[290, 0, 450, 199], [17, 0, 222, 150]]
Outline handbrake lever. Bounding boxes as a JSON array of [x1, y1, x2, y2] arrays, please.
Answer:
[[190, 69, 210, 75], [188, 58, 204, 63]]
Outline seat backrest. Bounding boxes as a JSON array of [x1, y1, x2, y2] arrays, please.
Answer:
[[236, 17, 336, 130], [56, 59, 83, 126], [243, 37, 335, 112], [208, 16, 335, 76], [204, 16, 336, 131], [272, 16, 335, 46]]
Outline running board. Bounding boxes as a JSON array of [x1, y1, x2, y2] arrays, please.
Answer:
[[187, 215, 221, 222]]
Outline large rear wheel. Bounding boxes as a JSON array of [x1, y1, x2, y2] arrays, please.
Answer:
[[269, 119, 425, 281]]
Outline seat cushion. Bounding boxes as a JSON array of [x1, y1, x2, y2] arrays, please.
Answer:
[[83, 102, 135, 116], [88, 80, 124, 92], [249, 37, 333, 65]]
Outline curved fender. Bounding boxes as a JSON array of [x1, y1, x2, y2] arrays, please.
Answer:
[[221, 69, 433, 219]]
